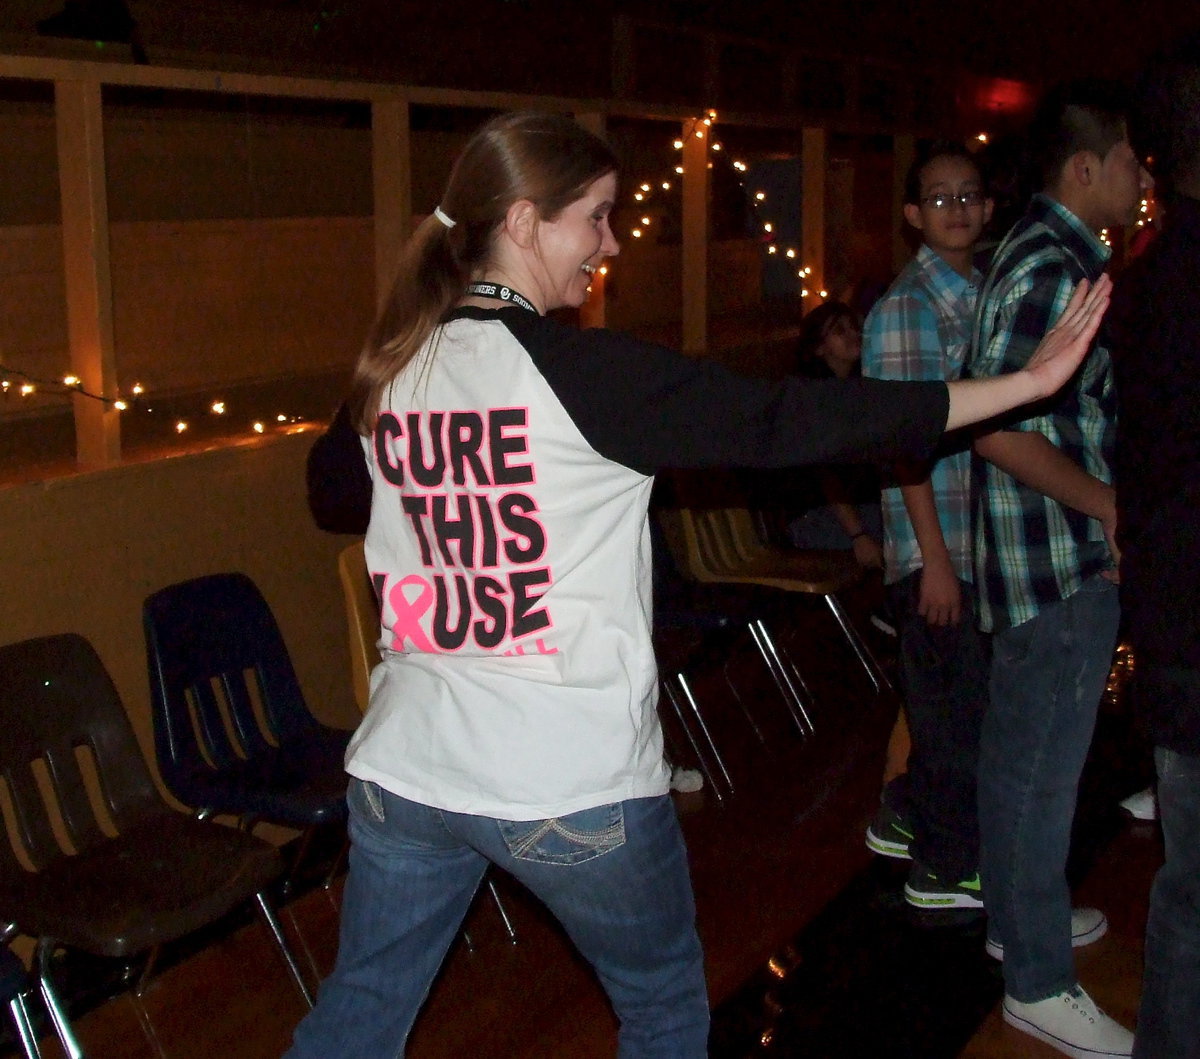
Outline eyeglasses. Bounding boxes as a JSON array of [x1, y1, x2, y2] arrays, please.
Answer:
[[920, 190, 986, 210]]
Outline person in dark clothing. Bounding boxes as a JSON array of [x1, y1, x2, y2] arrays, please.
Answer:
[[1113, 38, 1200, 1059]]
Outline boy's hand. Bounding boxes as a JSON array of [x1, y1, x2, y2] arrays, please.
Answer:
[[918, 554, 961, 626], [853, 534, 883, 570]]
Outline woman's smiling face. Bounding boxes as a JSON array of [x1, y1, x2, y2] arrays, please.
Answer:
[[531, 171, 620, 311]]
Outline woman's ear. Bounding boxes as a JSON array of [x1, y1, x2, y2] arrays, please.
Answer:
[[504, 199, 539, 250]]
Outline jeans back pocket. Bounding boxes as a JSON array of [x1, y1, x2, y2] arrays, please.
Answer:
[[498, 802, 626, 865]]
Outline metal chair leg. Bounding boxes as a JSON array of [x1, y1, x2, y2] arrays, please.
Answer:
[[750, 619, 815, 736], [663, 675, 726, 803], [35, 939, 84, 1059], [824, 593, 892, 696], [485, 879, 518, 944], [253, 892, 314, 1008], [7, 992, 44, 1059], [672, 671, 735, 796]]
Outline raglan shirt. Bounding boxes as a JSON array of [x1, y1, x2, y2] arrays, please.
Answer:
[[346, 306, 948, 820]]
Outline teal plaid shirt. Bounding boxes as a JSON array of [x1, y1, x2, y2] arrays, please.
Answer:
[[965, 194, 1116, 632], [862, 244, 978, 587]]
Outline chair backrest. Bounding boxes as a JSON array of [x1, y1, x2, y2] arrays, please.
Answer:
[[337, 541, 381, 714], [143, 572, 319, 795], [0, 634, 161, 876]]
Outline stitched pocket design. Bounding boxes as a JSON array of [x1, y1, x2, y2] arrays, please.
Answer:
[[498, 803, 626, 865], [356, 778, 387, 823]]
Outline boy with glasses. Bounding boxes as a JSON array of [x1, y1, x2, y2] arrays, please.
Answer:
[[862, 141, 993, 916]]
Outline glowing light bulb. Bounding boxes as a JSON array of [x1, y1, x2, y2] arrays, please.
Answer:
[[253, 422, 265, 434], [768, 246, 777, 254], [640, 183, 651, 192], [711, 142, 722, 151], [176, 420, 188, 433], [673, 139, 684, 150], [276, 414, 287, 422], [62, 374, 80, 387], [661, 181, 671, 191], [632, 229, 643, 238], [785, 249, 796, 259], [801, 289, 809, 297], [755, 191, 766, 201], [20, 384, 34, 396], [674, 166, 684, 175], [211, 401, 226, 415], [113, 399, 128, 411], [132, 383, 144, 395], [763, 223, 773, 233], [634, 192, 644, 201], [641, 216, 651, 225], [977, 132, 989, 143], [819, 290, 828, 298]]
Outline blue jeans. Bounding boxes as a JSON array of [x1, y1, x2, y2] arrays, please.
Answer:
[[1134, 746, 1200, 1058], [285, 781, 709, 1058], [978, 575, 1119, 1002]]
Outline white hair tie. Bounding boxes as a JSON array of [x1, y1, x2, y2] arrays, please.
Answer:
[[433, 206, 456, 229]]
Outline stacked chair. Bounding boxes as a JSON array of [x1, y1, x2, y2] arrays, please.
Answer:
[[653, 470, 892, 796], [142, 572, 351, 894], [0, 634, 314, 1058]]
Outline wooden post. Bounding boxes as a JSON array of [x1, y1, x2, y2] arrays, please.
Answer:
[[681, 117, 710, 355], [372, 97, 411, 307], [576, 111, 608, 330], [55, 78, 120, 469], [801, 127, 827, 310]]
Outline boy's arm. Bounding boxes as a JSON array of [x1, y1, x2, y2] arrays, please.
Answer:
[[898, 473, 962, 624], [970, 265, 1119, 569], [863, 287, 961, 622], [973, 431, 1118, 568]]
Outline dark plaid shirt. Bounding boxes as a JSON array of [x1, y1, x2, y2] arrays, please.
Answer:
[[966, 194, 1116, 632]]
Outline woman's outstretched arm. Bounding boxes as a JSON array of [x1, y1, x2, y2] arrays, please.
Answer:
[[943, 274, 1111, 432]]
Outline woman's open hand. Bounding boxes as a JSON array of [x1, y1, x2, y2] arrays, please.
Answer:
[[1024, 274, 1112, 398]]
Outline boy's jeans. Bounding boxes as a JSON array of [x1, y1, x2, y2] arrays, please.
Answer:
[[887, 570, 990, 882], [285, 781, 709, 1058], [978, 574, 1119, 1001]]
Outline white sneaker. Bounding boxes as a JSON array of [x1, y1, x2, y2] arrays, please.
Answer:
[[1119, 786, 1157, 821], [670, 766, 704, 793], [1003, 985, 1133, 1058], [986, 907, 1108, 961]]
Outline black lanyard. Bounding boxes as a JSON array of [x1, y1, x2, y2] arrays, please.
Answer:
[[464, 282, 538, 315]]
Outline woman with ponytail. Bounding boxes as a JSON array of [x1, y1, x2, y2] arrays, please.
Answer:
[[288, 111, 1109, 1058]]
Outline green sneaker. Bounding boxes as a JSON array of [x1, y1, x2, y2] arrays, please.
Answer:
[[865, 803, 913, 860], [904, 862, 984, 910]]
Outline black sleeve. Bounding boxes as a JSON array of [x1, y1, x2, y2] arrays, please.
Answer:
[[505, 313, 949, 476], [305, 401, 372, 535]]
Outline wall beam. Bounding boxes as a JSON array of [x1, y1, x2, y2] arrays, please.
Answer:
[[55, 78, 119, 469]]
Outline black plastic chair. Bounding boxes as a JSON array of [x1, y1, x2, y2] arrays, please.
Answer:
[[143, 572, 351, 892], [0, 634, 314, 1058]]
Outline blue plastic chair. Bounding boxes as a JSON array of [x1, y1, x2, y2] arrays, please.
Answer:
[[143, 573, 351, 856]]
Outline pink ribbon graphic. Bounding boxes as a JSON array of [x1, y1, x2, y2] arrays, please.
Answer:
[[388, 575, 437, 652]]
